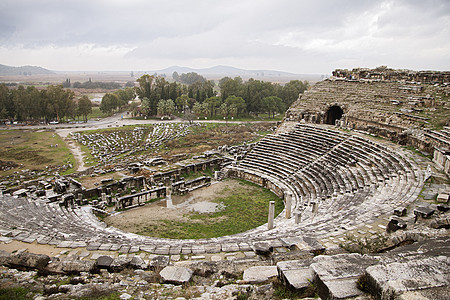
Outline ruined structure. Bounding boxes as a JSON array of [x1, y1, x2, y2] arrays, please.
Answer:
[[0, 67, 448, 299], [286, 67, 450, 175]]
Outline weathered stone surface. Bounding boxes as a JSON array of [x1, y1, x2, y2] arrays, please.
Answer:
[[149, 255, 169, 270], [45, 259, 97, 274], [252, 241, 272, 256], [243, 266, 278, 284], [8, 252, 50, 270], [130, 256, 147, 269], [436, 193, 449, 203], [366, 256, 449, 300], [387, 217, 407, 233], [310, 253, 378, 299], [109, 257, 132, 272], [414, 206, 435, 218], [96, 255, 114, 269], [159, 266, 193, 285], [277, 259, 313, 290], [0, 250, 11, 265]]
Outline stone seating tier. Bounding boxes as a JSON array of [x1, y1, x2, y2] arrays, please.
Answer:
[[0, 123, 423, 254]]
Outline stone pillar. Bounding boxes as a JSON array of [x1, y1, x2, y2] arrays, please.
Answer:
[[214, 171, 219, 181], [295, 212, 302, 224], [166, 187, 173, 208], [101, 192, 106, 202], [285, 193, 292, 219], [268, 201, 275, 230]]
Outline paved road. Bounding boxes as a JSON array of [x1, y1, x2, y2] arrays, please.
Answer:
[[1, 112, 274, 138]]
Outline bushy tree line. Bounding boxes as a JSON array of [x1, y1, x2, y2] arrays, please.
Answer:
[[62, 78, 123, 90], [0, 83, 92, 123], [135, 73, 308, 119], [99, 87, 136, 114]]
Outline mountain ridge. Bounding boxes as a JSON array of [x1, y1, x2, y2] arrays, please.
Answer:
[[0, 64, 55, 76], [154, 65, 304, 77]]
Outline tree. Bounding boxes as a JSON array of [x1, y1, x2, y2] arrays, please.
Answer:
[[225, 95, 246, 116], [135, 74, 157, 116], [114, 87, 135, 107], [157, 99, 175, 118], [175, 94, 190, 113], [77, 95, 92, 122], [45, 85, 75, 121], [261, 96, 285, 118], [100, 93, 119, 114], [192, 102, 209, 119], [0, 84, 15, 120], [219, 103, 236, 121], [204, 96, 222, 117]]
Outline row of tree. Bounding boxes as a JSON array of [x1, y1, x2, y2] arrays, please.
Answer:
[[133, 73, 308, 118], [0, 84, 92, 123], [62, 78, 134, 89]]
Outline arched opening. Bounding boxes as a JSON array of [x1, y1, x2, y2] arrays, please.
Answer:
[[325, 105, 344, 125]]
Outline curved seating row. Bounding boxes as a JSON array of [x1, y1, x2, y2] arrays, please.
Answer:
[[0, 123, 423, 252]]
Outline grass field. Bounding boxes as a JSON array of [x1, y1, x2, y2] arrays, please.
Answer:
[[0, 130, 75, 178], [134, 179, 284, 239]]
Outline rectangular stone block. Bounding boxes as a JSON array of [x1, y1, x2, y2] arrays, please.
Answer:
[[86, 242, 101, 251]]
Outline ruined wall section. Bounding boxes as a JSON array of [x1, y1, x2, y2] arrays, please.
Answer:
[[285, 69, 450, 174]]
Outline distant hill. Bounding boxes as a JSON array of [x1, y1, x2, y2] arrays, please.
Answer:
[[153, 65, 322, 81], [0, 64, 55, 76]]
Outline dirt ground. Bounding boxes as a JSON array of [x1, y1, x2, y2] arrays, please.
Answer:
[[0, 240, 69, 257], [103, 179, 245, 233]]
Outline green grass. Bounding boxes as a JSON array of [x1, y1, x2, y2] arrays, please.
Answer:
[[86, 106, 114, 120], [136, 179, 284, 239], [0, 130, 76, 177], [0, 287, 34, 300]]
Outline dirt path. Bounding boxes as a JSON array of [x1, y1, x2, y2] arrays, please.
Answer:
[[63, 136, 88, 172]]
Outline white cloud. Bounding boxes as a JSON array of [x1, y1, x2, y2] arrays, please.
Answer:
[[0, 0, 449, 73]]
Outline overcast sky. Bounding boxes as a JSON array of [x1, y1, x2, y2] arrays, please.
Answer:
[[1, 0, 449, 74]]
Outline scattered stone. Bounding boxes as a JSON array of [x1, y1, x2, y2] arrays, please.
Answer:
[[96, 255, 114, 269], [159, 266, 193, 285], [243, 266, 278, 284], [149, 255, 169, 270], [437, 193, 449, 203]]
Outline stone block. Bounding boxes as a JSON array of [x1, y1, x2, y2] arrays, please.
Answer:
[[96, 255, 114, 269], [386, 217, 407, 233], [149, 255, 169, 270], [277, 259, 314, 290], [310, 253, 378, 300], [221, 243, 239, 252], [8, 252, 50, 271], [414, 207, 435, 218], [130, 256, 147, 269], [366, 256, 449, 300], [243, 266, 278, 284], [159, 266, 193, 285], [393, 207, 407, 217], [109, 257, 132, 272], [252, 241, 272, 256], [437, 193, 449, 203]]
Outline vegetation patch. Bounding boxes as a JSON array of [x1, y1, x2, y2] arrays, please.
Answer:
[[108, 179, 284, 239], [0, 130, 75, 177], [0, 286, 34, 300]]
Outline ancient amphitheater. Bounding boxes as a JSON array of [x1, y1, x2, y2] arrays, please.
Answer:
[[0, 67, 449, 299]]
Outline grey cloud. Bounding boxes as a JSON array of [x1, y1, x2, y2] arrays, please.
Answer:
[[0, 0, 449, 73]]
